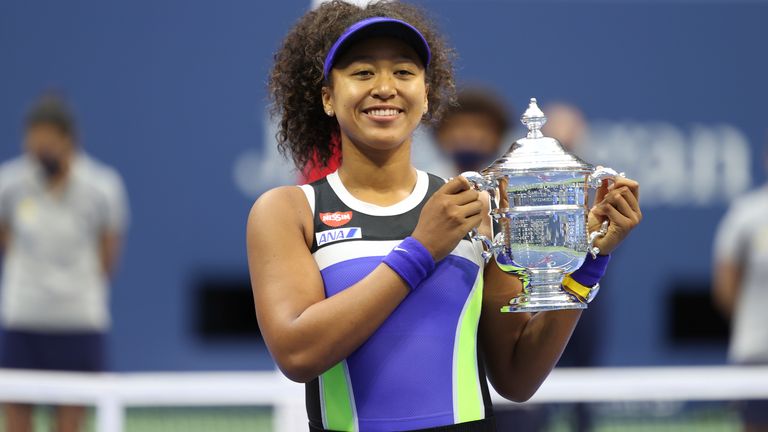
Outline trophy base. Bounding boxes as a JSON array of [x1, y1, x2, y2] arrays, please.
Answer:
[[501, 291, 587, 313]]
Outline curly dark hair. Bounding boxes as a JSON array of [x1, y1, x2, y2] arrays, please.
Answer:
[[269, 0, 456, 171]]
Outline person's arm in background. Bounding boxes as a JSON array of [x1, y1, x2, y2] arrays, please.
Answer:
[[713, 260, 742, 319], [0, 167, 9, 256], [712, 202, 747, 319], [99, 231, 122, 277], [0, 224, 6, 257], [100, 169, 129, 278]]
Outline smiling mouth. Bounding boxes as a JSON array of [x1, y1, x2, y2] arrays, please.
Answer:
[[363, 108, 403, 118]]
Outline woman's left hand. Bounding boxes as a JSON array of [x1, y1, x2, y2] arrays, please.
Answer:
[[588, 176, 642, 255]]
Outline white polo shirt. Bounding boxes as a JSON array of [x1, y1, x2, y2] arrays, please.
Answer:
[[0, 154, 128, 331], [714, 185, 768, 363]]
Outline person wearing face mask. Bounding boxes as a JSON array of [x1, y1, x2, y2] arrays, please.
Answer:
[[431, 87, 512, 174], [0, 94, 129, 432]]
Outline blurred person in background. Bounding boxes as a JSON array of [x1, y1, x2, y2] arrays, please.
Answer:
[[541, 102, 588, 155], [713, 139, 768, 432], [432, 87, 512, 174], [0, 94, 129, 432]]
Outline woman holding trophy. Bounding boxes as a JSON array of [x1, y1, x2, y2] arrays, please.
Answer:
[[246, 1, 642, 431]]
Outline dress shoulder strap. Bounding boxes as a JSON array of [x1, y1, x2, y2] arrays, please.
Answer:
[[298, 184, 315, 216]]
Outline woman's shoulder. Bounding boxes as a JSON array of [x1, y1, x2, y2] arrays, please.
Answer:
[[249, 185, 313, 225], [247, 185, 315, 249], [252, 185, 309, 209]]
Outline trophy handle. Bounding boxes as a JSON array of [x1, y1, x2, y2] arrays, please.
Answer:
[[460, 171, 495, 192], [587, 165, 621, 188], [461, 171, 496, 262], [470, 227, 494, 261], [586, 166, 626, 258]]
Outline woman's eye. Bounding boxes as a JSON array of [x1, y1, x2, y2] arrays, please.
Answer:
[[353, 70, 374, 77], [395, 69, 415, 77]]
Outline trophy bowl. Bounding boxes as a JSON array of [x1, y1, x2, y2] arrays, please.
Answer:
[[464, 98, 620, 313]]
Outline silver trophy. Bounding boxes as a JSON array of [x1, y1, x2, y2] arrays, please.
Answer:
[[463, 98, 621, 313]]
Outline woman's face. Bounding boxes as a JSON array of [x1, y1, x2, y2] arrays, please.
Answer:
[[322, 37, 428, 152]]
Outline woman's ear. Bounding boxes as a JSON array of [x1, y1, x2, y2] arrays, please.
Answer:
[[321, 86, 334, 117], [423, 84, 430, 115]]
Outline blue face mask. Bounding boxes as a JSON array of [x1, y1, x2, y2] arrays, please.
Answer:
[[450, 149, 496, 173]]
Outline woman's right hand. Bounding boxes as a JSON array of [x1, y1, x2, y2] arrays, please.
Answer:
[[412, 176, 485, 261]]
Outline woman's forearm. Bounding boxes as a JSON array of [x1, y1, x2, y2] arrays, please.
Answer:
[[503, 309, 582, 400], [479, 262, 582, 401], [269, 264, 409, 382]]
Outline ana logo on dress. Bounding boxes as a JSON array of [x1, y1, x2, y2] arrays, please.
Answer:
[[316, 227, 362, 247], [319, 211, 353, 227]]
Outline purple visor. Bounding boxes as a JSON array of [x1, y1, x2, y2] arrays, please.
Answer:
[[323, 17, 431, 80]]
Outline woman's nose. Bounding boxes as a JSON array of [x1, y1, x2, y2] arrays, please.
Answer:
[[371, 74, 396, 99]]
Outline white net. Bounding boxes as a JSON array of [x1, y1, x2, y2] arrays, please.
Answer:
[[1, 366, 767, 432]]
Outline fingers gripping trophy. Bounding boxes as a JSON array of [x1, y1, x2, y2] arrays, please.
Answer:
[[463, 98, 623, 312]]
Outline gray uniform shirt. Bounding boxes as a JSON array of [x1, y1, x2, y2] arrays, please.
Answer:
[[714, 185, 768, 363], [0, 154, 128, 331]]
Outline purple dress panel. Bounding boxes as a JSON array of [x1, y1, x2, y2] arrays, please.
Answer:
[[320, 253, 480, 431]]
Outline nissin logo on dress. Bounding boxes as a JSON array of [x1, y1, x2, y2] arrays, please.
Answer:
[[316, 227, 362, 246], [320, 211, 352, 227]]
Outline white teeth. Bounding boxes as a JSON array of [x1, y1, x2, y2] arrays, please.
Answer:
[[367, 109, 399, 117]]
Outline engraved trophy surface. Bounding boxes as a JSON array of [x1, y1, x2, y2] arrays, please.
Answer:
[[463, 98, 620, 313]]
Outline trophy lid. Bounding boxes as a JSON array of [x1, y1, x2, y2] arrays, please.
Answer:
[[482, 98, 594, 176]]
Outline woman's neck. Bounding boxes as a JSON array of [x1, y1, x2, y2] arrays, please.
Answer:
[[337, 137, 417, 207]]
